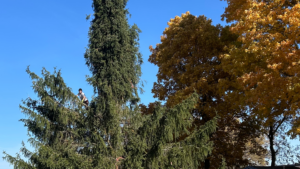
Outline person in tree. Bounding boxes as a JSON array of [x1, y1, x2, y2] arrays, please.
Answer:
[[130, 81, 134, 89], [77, 88, 89, 108]]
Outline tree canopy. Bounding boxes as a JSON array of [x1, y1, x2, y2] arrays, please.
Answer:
[[3, 1, 218, 169], [4, 0, 300, 168], [148, 12, 265, 168], [221, 0, 300, 166], [3, 68, 91, 169]]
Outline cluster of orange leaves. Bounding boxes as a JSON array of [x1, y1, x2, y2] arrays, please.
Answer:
[[146, 0, 300, 166], [148, 11, 263, 168], [221, 0, 300, 136]]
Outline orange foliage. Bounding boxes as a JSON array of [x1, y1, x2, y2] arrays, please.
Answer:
[[221, 0, 300, 134], [148, 12, 262, 168], [221, 0, 300, 165]]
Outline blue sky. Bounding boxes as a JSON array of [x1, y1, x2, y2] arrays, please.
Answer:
[[0, 0, 229, 168]]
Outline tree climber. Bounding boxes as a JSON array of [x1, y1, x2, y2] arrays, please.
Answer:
[[131, 81, 134, 89], [77, 88, 89, 109], [115, 156, 124, 169]]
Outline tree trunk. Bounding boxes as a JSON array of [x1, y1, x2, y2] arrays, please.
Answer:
[[205, 159, 210, 169], [268, 126, 276, 168]]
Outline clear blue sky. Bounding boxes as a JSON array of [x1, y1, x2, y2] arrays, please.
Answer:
[[0, 0, 228, 168]]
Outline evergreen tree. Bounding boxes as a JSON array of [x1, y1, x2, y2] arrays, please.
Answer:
[[83, 1, 218, 168], [124, 93, 219, 169], [82, 0, 142, 168], [3, 0, 218, 168], [3, 68, 91, 169]]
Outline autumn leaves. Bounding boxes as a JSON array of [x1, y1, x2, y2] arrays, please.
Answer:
[[148, 12, 254, 167], [148, 0, 300, 167]]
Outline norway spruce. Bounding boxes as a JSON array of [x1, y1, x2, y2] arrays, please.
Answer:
[[3, 0, 218, 168], [124, 93, 219, 169], [3, 68, 91, 169], [83, 0, 142, 168], [75, 0, 219, 168]]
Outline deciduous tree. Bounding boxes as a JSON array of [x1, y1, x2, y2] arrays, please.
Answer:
[[221, 0, 300, 167], [148, 12, 261, 168], [243, 136, 269, 166]]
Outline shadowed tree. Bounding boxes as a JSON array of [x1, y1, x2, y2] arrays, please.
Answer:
[[243, 136, 269, 166]]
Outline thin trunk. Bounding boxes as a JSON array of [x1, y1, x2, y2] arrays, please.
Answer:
[[205, 159, 210, 169], [269, 126, 276, 168]]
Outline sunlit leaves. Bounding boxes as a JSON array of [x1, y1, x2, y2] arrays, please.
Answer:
[[149, 12, 262, 168], [221, 0, 300, 165]]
